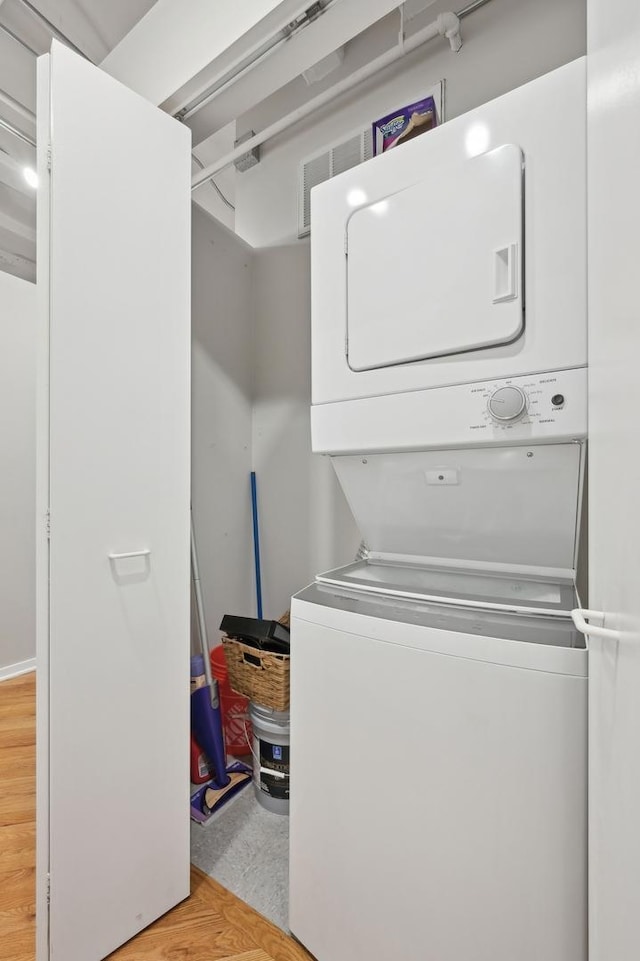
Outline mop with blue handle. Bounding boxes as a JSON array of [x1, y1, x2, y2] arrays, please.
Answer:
[[190, 509, 251, 822]]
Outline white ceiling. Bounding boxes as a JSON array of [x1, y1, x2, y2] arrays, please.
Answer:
[[186, 0, 464, 228], [0, 0, 373, 267], [0, 0, 490, 275], [0, 0, 157, 65], [0, 0, 155, 279]]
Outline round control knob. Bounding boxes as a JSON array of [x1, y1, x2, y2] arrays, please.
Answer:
[[488, 385, 527, 422]]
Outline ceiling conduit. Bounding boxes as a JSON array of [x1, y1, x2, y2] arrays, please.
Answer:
[[0, 87, 36, 147], [191, 0, 494, 192], [0, 114, 35, 147], [178, 0, 339, 123]]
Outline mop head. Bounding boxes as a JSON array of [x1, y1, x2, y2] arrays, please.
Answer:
[[190, 761, 252, 824]]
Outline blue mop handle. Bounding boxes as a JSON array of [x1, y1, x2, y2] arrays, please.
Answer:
[[251, 471, 263, 619], [191, 682, 230, 787]]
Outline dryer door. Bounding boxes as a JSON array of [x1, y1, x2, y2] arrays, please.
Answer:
[[346, 144, 524, 371]]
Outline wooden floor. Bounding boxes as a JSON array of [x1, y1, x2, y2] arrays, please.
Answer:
[[0, 673, 310, 961]]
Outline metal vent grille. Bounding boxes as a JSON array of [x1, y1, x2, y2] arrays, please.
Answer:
[[301, 152, 330, 237], [298, 126, 373, 237]]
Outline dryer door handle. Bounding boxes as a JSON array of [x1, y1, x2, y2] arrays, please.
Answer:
[[493, 243, 518, 303], [571, 608, 620, 641]]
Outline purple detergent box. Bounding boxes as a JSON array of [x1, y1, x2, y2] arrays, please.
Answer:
[[372, 95, 439, 155]]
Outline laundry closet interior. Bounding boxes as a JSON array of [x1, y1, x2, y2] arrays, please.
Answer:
[[2, 0, 640, 960]]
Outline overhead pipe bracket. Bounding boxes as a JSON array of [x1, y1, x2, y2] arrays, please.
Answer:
[[437, 12, 463, 52]]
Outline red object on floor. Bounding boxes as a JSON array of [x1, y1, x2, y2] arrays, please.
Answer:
[[190, 733, 213, 784], [210, 645, 252, 756]]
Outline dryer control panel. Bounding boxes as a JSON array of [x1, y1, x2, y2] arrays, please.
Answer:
[[311, 367, 587, 454], [471, 372, 575, 434]]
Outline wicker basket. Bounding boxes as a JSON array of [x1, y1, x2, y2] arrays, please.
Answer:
[[221, 635, 290, 711]]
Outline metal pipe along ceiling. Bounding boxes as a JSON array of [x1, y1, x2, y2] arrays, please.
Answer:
[[0, 85, 36, 147], [0, 115, 35, 147], [0, 87, 36, 127], [191, 153, 235, 210], [190, 0, 494, 191], [178, 0, 340, 123]]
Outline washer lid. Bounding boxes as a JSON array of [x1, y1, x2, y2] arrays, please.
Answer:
[[331, 443, 583, 576], [316, 559, 577, 618], [293, 582, 587, 673], [346, 144, 524, 371]]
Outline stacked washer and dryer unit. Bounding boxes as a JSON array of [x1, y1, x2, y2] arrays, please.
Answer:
[[290, 59, 588, 961]]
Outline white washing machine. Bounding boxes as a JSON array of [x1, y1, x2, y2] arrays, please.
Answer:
[[289, 579, 587, 961], [290, 390, 588, 960]]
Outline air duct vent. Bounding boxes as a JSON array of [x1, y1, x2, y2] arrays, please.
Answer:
[[298, 126, 373, 237]]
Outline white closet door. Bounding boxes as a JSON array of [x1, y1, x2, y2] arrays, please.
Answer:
[[346, 144, 523, 371], [35, 42, 191, 961], [586, 3, 640, 959]]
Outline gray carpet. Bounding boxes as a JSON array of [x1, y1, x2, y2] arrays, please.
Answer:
[[190, 784, 290, 931]]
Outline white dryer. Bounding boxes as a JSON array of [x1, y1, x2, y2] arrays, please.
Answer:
[[311, 58, 586, 425]]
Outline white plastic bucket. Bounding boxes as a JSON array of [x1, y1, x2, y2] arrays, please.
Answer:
[[249, 701, 290, 815]]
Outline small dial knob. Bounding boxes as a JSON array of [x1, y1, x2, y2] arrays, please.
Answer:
[[488, 385, 527, 422]]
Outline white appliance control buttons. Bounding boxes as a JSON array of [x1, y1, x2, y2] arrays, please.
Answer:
[[488, 385, 528, 422]]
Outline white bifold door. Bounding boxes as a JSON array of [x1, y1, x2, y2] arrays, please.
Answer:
[[35, 42, 191, 961], [582, 2, 640, 959]]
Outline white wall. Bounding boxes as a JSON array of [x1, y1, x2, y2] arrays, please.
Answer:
[[235, 0, 586, 246], [251, 242, 359, 618], [0, 269, 35, 679], [192, 209, 357, 635], [191, 205, 255, 648]]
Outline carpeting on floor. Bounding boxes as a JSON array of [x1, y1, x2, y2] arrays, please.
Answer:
[[191, 785, 290, 931]]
